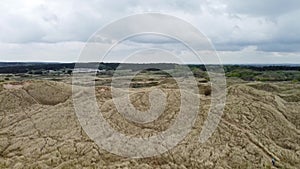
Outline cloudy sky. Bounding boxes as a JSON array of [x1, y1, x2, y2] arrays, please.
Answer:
[[0, 0, 300, 64]]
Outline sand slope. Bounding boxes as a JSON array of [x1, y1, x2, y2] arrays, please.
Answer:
[[0, 80, 299, 168]]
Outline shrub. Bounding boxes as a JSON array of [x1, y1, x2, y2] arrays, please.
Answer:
[[67, 70, 73, 75], [204, 87, 211, 96], [0, 84, 3, 92]]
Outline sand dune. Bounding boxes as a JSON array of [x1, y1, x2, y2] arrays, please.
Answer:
[[0, 80, 299, 168]]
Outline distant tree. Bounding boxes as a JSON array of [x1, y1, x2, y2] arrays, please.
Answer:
[[34, 70, 43, 75], [67, 70, 73, 75]]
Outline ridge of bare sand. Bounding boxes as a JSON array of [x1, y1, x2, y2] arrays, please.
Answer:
[[0, 80, 299, 168]]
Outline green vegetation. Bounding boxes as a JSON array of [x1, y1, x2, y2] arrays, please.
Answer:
[[226, 69, 262, 81], [226, 69, 300, 81], [1, 62, 300, 82], [223, 65, 300, 81]]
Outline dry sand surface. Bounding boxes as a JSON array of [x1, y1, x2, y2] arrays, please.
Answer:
[[0, 79, 299, 168]]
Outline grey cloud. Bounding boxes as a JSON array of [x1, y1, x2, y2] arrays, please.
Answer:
[[0, 0, 205, 43], [0, 0, 300, 63], [0, 14, 45, 43], [127, 34, 180, 44], [214, 43, 244, 51], [257, 42, 300, 52], [225, 0, 300, 17]]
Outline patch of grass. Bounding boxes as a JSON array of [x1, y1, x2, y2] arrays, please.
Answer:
[[130, 81, 159, 88], [292, 79, 298, 83], [50, 78, 63, 82], [204, 87, 212, 96]]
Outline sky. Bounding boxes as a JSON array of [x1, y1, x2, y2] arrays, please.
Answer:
[[0, 0, 300, 64]]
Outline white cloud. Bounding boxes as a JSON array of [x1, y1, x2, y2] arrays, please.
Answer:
[[0, 0, 299, 63], [224, 0, 300, 17], [0, 41, 84, 62]]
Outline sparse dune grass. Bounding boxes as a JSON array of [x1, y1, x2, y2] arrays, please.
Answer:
[[0, 83, 3, 92]]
